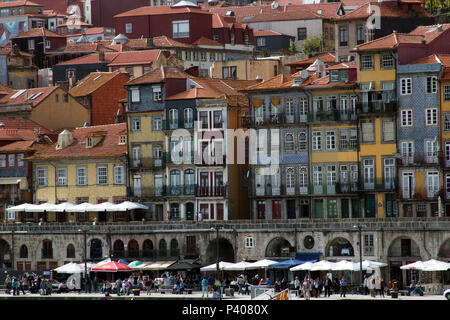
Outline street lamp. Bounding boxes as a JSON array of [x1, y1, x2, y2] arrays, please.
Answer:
[[353, 224, 367, 292], [78, 228, 88, 293]]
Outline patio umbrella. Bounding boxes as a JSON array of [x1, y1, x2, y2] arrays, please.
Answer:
[[51, 202, 76, 212], [200, 261, 236, 272], [91, 261, 131, 272], [118, 259, 128, 265], [92, 257, 111, 267], [331, 260, 360, 271], [290, 261, 315, 271], [54, 262, 85, 274], [268, 259, 305, 269], [66, 203, 96, 212], [24, 203, 57, 212], [128, 260, 144, 269], [86, 202, 116, 212], [223, 261, 253, 271], [6, 203, 33, 212], [400, 261, 426, 270], [244, 259, 278, 270], [310, 260, 336, 271], [166, 260, 202, 271], [420, 259, 450, 271], [362, 260, 388, 269], [141, 261, 176, 271], [106, 201, 149, 211]]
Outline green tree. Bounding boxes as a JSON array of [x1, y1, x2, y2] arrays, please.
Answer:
[[301, 36, 322, 56], [288, 40, 296, 53]]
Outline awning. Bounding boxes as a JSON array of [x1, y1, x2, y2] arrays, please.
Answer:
[[269, 97, 281, 106], [0, 177, 28, 190], [251, 98, 264, 108], [295, 252, 322, 262], [141, 261, 176, 271]]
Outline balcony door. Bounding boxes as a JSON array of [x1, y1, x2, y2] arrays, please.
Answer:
[[402, 172, 414, 199]]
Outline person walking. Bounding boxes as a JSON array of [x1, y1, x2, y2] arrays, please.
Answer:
[[339, 276, 347, 297], [4, 274, 12, 294], [313, 277, 320, 298], [201, 276, 208, 297], [324, 276, 332, 297], [374, 276, 381, 297], [12, 277, 19, 296], [237, 275, 244, 295], [379, 277, 385, 298], [294, 276, 301, 297], [363, 274, 369, 295], [302, 276, 311, 300], [369, 276, 375, 297]]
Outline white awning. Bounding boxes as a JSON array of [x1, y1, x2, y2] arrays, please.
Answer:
[[0, 177, 28, 189]]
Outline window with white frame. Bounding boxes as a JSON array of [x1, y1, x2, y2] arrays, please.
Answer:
[[363, 234, 374, 256], [426, 76, 437, 94], [257, 37, 266, 46], [361, 120, 374, 142], [37, 168, 48, 187], [8, 154, 14, 167], [114, 165, 124, 184], [285, 133, 294, 152], [97, 166, 108, 185], [0, 154, 6, 167], [172, 20, 189, 38], [312, 131, 322, 151], [313, 166, 323, 186], [382, 119, 395, 142], [131, 117, 141, 132], [326, 165, 337, 185], [77, 167, 87, 186], [56, 168, 67, 186], [152, 86, 162, 101], [426, 108, 438, 126], [244, 236, 255, 248], [400, 78, 412, 95], [130, 87, 140, 103], [28, 39, 35, 50], [326, 131, 336, 150], [444, 114, 450, 131], [298, 132, 307, 151], [401, 109, 413, 127], [444, 85, 450, 101], [125, 23, 132, 34], [119, 135, 126, 145], [169, 109, 178, 129], [381, 54, 394, 69], [360, 55, 373, 70], [153, 117, 162, 131]]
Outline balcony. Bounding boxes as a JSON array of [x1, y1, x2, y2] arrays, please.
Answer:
[[307, 110, 358, 122], [400, 187, 440, 200], [359, 101, 397, 115], [241, 113, 309, 128], [164, 152, 195, 165], [251, 184, 308, 197], [130, 157, 165, 170], [397, 152, 440, 166], [196, 185, 227, 197], [358, 178, 398, 192]]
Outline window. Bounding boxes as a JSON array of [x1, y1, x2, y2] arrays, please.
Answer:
[[97, 166, 108, 185], [152, 86, 162, 101], [222, 66, 237, 79], [339, 26, 348, 46], [209, 52, 215, 62], [125, 23, 132, 34], [213, 34, 219, 42], [184, 108, 193, 128], [326, 131, 336, 150], [184, 51, 191, 61], [130, 87, 140, 103], [400, 78, 412, 95], [0, 154, 5, 167], [361, 121, 374, 142], [42, 240, 53, 259], [66, 244, 75, 258], [37, 168, 48, 187], [444, 85, 450, 101], [363, 234, 374, 256], [201, 51, 207, 61], [330, 70, 339, 82], [401, 109, 413, 127], [381, 54, 394, 69], [169, 109, 178, 129], [193, 51, 199, 61], [172, 20, 189, 38], [131, 117, 141, 132], [86, 137, 93, 147], [244, 34, 249, 45], [199, 111, 208, 129], [444, 114, 450, 131], [114, 165, 124, 184], [356, 24, 365, 44], [257, 37, 266, 46], [213, 111, 222, 128], [244, 236, 255, 249], [45, 40, 51, 49], [20, 245, 28, 259], [298, 132, 307, 151], [230, 33, 235, 45], [153, 117, 162, 131], [297, 27, 307, 40], [57, 168, 67, 186], [77, 167, 87, 186], [8, 154, 14, 167], [363, 159, 375, 185], [360, 55, 373, 70], [426, 108, 438, 126], [313, 166, 323, 186], [285, 133, 294, 152], [383, 120, 395, 142], [426, 76, 437, 94], [28, 39, 35, 50], [119, 135, 126, 145], [312, 131, 322, 151]]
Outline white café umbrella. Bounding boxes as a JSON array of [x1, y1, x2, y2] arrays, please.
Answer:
[[362, 260, 388, 269], [66, 203, 96, 212], [106, 201, 149, 212], [86, 202, 116, 212], [245, 259, 278, 270], [400, 261, 426, 270], [200, 261, 236, 272], [51, 202, 76, 212], [310, 260, 336, 271], [290, 262, 315, 272], [420, 259, 450, 271], [54, 262, 85, 274], [331, 260, 360, 271], [92, 257, 111, 268], [24, 203, 57, 212], [6, 203, 34, 212], [223, 261, 253, 271]]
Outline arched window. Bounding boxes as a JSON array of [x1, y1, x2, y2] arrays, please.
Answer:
[[299, 131, 307, 151], [170, 239, 179, 257], [113, 240, 124, 257], [66, 244, 75, 258], [285, 133, 294, 152], [19, 245, 28, 258], [143, 239, 154, 258], [128, 239, 139, 258], [42, 239, 53, 259], [159, 239, 167, 257]]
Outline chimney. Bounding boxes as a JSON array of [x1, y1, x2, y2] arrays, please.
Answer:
[[56, 129, 73, 150], [147, 37, 153, 48], [99, 51, 105, 62]]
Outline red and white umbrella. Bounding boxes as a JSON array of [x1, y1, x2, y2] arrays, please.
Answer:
[[91, 261, 132, 272]]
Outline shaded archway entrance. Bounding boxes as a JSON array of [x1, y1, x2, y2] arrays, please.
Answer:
[[438, 239, 450, 259], [90, 239, 103, 260], [0, 239, 11, 268], [265, 237, 293, 258], [206, 238, 234, 264], [325, 237, 354, 257], [387, 237, 421, 289]]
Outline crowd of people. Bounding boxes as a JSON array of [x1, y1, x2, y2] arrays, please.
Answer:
[[4, 273, 55, 296]]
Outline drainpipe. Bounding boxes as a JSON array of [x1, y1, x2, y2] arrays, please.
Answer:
[[422, 226, 431, 259]]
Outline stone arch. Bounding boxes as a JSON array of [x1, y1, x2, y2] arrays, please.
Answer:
[[142, 239, 154, 258], [170, 239, 179, 257], [206, 238, 235, 264], [159, 239, 167, 257], [19, 244, 28, 259], [90, 238, 103, 260], [325, 237, 354, 257], [387, 236, 421, 258], [438, 238, 450, 259], [66, 244, 75, 258], [128, 239, 139, 258], [41, 239, 53, 259], [113, 239, 124, 258], [265, 237, 293, 258]]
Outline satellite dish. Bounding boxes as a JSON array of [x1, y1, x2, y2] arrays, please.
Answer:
[[271, 1, 279, 9], [300, 70, 309, 79]]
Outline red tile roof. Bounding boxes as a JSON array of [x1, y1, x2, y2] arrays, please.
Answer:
[[0, 140, 35, 152], [327, 61, 356, 70], [410, 53, 450, 67], [125, 66, 190, 86], [0, 87, 60, 108], [0, 119, 53, 135], [152, 36, 193, 48], [193, 36, 223, 47], [69, 71, 129, 97], [0, 1, 41, 8], [114, 5, 212, 18], [254, 30, 295, 38], [56, 52, 120, 65], [244, 71, 316, 91], [64, 42, 117, 53], [32, 123, 127, 160], [354, 32, 424, 52], [409, 24, 450, 43], [107, 49, 162, 66], [12, 28, 65, 39], [285, 52, 336, 67]]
